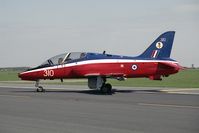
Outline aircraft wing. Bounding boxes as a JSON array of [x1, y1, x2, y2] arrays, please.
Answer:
[[84, 73, 125, 78]]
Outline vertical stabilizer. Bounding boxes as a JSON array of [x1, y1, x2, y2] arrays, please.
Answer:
[[139, 31, 175, 59]]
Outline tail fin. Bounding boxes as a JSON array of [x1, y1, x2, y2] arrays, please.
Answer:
[[139, 31, 175, 59]]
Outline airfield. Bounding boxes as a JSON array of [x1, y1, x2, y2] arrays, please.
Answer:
[[0, 83, 199, 133]]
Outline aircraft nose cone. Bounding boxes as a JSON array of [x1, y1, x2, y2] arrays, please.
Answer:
[[18, 70, 37, 81], [18, 72, 23, 79], [18, 72, 27, 80]]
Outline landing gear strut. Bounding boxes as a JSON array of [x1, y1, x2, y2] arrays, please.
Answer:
[[35, 80, 45, 92]]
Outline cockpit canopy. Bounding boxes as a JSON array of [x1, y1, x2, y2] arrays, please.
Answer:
[[25, 51, 125, 71], [42, 52, 86, 66], [35, 52, 86, 69]]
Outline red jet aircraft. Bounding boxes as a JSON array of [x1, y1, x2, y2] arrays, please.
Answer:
[[19, 31, 181, 93]]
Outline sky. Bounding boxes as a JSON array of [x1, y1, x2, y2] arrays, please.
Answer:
[[0, 0, 199, 67]]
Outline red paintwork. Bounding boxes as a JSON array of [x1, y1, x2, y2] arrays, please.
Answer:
[[18, 61, 181, 81]]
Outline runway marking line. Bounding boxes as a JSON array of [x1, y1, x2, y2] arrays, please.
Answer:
[[166, 92, 199, 95], [0, 86, 34, 89], [0, 85, 87, 90], [0, 94, 30, 98], [138, 103, 199, 109], [161, 88, 199, 95], [161, 88, 199, 92]]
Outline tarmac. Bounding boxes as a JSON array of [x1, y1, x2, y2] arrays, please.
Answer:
[[0, 83, 199, 133]]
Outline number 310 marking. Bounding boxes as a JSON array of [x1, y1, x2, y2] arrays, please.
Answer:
[[43, 70, 54, 77]]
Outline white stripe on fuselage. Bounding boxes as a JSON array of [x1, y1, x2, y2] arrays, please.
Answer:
[[21, 59, 178, 74]]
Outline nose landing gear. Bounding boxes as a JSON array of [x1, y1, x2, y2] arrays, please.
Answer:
[[35, 80, 45, 92]]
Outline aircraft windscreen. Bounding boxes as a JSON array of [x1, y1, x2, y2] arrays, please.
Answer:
[[28, 52, 86, 70], [40, 53, 67, 66], [38, 52, 86, 68]]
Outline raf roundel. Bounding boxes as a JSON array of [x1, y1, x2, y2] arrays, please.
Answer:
[[156, 42, 163, 49], [131, 64, 138, 70]]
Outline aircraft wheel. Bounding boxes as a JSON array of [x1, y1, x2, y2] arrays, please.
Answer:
[[105, 83, 112, 93], [36, 86, 45, 92], [101, 83, 112, 94]]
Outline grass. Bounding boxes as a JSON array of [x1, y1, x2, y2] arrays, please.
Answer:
[[108, 69, 199, 88], [0, 69, 199, 88], [0, 71, 20, 81]]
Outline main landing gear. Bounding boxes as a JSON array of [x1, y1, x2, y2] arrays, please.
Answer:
[[100, 83, 112, 94], [35, 80, 45, 92], [88, 77, 113, 94]]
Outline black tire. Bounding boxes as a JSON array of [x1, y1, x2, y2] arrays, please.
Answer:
[[100, 86, 107, 94], [36, 88, 40, 92], [36, 86, 45, 92], [100, 83, 112, 94], [105, 83, 112, 94]]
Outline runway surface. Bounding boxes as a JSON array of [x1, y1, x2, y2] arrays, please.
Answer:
[[0, 84, 199, 133]]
